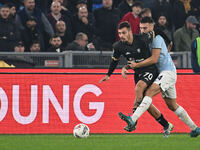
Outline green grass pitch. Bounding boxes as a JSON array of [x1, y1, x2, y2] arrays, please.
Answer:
[[0, 134, 199, 150]]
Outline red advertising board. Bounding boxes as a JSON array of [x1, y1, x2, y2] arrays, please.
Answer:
[[0, 69, 199, 134]]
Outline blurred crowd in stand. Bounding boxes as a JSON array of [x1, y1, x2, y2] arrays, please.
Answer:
[[0, 0, 199, 70]]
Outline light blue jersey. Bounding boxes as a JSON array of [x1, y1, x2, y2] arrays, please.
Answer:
[[151, 35, 176, 72]]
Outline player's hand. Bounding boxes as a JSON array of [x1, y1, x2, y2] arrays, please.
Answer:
[[121, 67, 129, 79], [99, 75, 110, 83], [128, 61, 137, 69]]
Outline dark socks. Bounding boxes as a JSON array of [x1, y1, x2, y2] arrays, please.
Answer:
[[156, 114, 169, 130]]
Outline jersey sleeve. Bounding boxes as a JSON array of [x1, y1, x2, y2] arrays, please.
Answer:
[[106, 42, 121, 76], [152, 35, 162, 49], [112, 42, 121, 60], [106, 60, 119, 76]]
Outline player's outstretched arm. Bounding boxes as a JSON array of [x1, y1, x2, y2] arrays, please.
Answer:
[[99, 75, 110, 83], [99, 58, 119, 83]]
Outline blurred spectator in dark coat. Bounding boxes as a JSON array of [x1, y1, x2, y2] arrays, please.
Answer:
[[117, 0, 134, 18], [172, 0, 187, 30], [151, 0, 173, 29], [20, 16, 45, 52], [66, 32, 95, 51], [47, 1, 69, 32], [55, 20, 73, 48], [154, 13, 173, 51], [47, 35, 65, 52], [15, 0, 54, 38], [5, 41, 35, 68], [52, 0, 73, 24], [14, 41, 25, 52], [94, 0, 121, 51], [72, 6, 95, 43], [7, 3, 17, 21], [52, 0, 74, 42], [16, 0, 54, 50], [0, 4, 20, 52], [30, 41, 41, 52]]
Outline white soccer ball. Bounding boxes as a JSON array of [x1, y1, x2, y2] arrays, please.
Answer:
[[73, 123, 90, 138]]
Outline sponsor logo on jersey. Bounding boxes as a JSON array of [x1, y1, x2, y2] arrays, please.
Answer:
[[137, 48, 141, 53], [125, 52, 131, 55]]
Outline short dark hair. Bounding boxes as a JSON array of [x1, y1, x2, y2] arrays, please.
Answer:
[[50, 35, 61, 40], [131, 1, 143, 8], [15, 41, 24, 47], [140, 16, 154, 24], [118, 21, 131, 30], [6, 3, 16, 8], [75, 32, 86, 40], [31, 41, 40, 46], [77, 0, 87, 5], [0, 4, 10, 9]]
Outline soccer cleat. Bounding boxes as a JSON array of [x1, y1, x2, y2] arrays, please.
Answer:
[[124, 121, 138, 132], [163, 122, 174, 138], [119, 112, 136, 132], [124, 125, 136, 132], [190, 127, 200, 137]]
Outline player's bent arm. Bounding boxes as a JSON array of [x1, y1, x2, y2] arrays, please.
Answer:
[[107, 58, 119, 76], [134, 49, 160, 68], [99, 58, 119, 83]]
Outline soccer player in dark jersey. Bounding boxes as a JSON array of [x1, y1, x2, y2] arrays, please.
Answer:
[[99, 21, 174, 137]]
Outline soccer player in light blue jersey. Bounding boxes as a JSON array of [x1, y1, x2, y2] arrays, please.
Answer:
[[119, 17, 200, 137]]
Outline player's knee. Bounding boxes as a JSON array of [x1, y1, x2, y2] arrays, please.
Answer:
[[145, 84, 160, 97], [165, 98, 179, 111], [135, 87, 142, 96], [135, 83, 146, 94], [165, 101, 178, 111]]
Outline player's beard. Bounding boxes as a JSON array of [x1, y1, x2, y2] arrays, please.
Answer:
[[120, 38, 126, 43], [124, 33, 131, 44], [121, 34, 130, 44]]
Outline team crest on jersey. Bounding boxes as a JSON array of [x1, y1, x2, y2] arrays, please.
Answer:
[[137, 48, 141, 53]]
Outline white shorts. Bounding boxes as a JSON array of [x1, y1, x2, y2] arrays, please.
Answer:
[[154, 71, 177, 99]]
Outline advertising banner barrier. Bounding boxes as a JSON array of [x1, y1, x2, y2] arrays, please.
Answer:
[[0, 69, 199, 134]]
